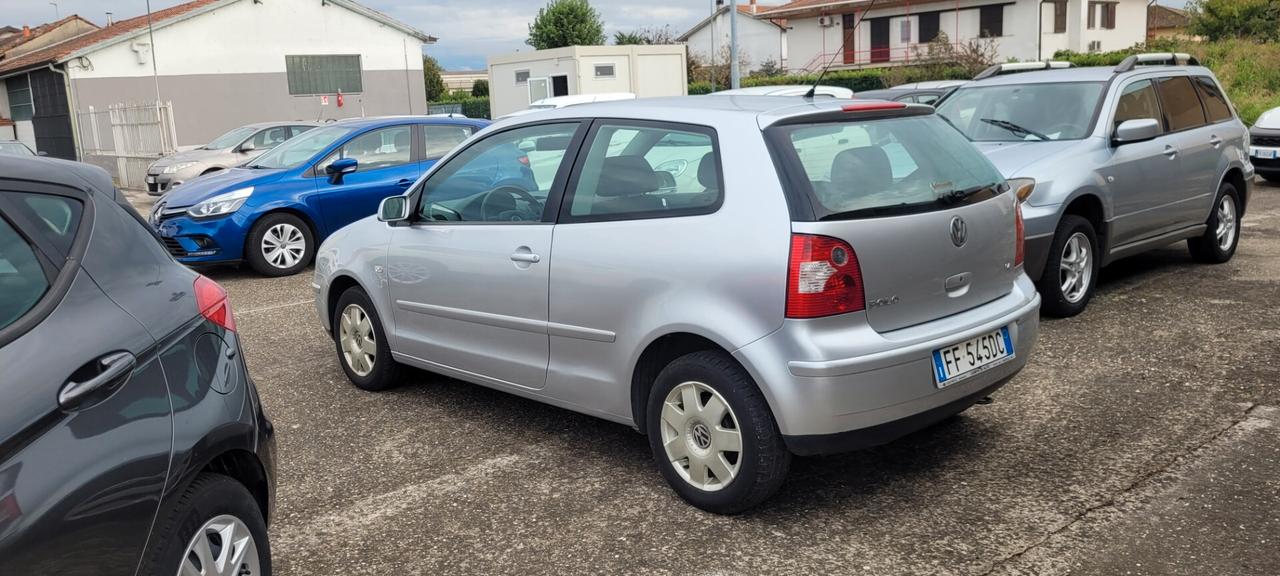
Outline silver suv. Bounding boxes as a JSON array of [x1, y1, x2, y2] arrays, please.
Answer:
[[938, 54, 1254, 316], [313, 97, 1041, 513]]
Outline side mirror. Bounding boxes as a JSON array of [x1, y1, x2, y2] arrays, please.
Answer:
[[237, 141, 256, 153], [378, 195, 410, 223], [325, 157, 358, 183], [1113, 118, 1161, 145]]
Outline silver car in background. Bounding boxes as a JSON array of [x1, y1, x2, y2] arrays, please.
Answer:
[[938, 54, 1253, 316], [313, 96, 1040, 513], [145, 121, 319, 195]]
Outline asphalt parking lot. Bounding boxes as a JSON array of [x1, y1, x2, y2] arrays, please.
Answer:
[[131, 182, 1280, 576]]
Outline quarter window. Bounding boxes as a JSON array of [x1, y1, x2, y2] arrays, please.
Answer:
[[1193, 76, 1233, 123], [566, 122, 720, 221], [1114, 80, 1163, 133], [417, 123, 579, 223], [0, 215, 48, 331], [321, 126, 413, 173], [422, 125, 474, 159], [1155, 76, 1208, 132]]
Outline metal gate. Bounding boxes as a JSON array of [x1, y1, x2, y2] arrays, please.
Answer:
[[76, 102, 178, 190]]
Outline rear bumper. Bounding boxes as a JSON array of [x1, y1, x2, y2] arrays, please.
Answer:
[[734, 274, 1040, 445]]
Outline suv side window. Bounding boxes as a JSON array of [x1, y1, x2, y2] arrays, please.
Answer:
[[1192, 76, 1233, 123], [1114, 79, 1164, 132], [1155, 76, 1208, 132], [321, 125, 413, 172], [565, 122, 721, 222]]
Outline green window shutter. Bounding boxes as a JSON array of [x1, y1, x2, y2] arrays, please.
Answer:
[[285, 55, 363, 95]]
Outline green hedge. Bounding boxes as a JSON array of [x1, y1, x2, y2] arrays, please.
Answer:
[[689, 66, 972, 95], [427, 97, 491, 119]]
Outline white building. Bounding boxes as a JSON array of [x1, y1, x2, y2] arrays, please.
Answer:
[[487, 45, 688, 119], [0, 0, 433, 159], [677, 1, 789, 73], [764, 0, 1148, 73]]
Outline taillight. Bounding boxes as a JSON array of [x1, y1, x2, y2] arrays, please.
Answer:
[[517, 155, 530, 166], [194, 275, 236, 332], [786, 234, 865, 318], [1014, 203, 1025, 267], [841, 101, 907, 112]]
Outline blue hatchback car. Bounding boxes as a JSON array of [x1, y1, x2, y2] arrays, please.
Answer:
[[149, 116, 490, 276]]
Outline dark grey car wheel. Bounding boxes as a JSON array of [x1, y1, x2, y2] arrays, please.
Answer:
[[140, 474, 271, 576], [646, 350, 790, 514]]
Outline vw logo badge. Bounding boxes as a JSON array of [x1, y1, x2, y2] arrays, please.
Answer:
[[950, 216, 967, 247], [691, 423, 712, 449]]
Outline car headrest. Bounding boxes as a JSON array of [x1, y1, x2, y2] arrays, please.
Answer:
[[596, 156, 659, 197], [697, 151, 718, 190], [830, 146, 891, 194]]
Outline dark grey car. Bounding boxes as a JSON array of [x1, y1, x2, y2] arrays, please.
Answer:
[[0, 156, 275, 575]]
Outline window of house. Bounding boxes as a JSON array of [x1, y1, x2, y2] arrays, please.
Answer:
[[1053, 2, 1067, 33], [1155, 76, 1208, 132], [1193, 76, 1234, 123], [515, 70, 530, 84], [1088, 2, 1097, 28], [594, 64, 616, 79], [900, 19, 911, 43], [285, 55, 362, 96], [1100, 2, 1116, 29], [979, 6, 1004, 38], [919, 12, 940, 42], [5, 74, 33, 121]]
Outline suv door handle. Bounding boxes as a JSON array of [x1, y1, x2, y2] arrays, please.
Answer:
[[59, 351, 136, 410], [510, 252, 541, 263], [1162, 145, 1178, 158], [1209, 135, 1223, 148]]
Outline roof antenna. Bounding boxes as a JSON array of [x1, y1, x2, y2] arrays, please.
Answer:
[[806, 0, 879, 100]]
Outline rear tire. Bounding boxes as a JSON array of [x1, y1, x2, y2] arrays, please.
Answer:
[[334, 286, 403, 391], [646, 350, 790, 514], [140, 473, 271, 576], [245, 212, 313, 277], [1188, 182, 1240, 264], [1036, 214, 1100, 318]]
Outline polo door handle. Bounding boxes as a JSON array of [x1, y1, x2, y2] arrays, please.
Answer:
[[510, 252, 541, 263], [59, 351, 136, 410], [1162, 145, 1178, 158]]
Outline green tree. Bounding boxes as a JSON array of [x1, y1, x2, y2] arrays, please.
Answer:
[[471, 78, 489, 97], [613, 30, 647, 45], [527, 0, 605, 50], [422, 55, 447, 102], [1188, 0, 1280, 42], [613, 25, 676, 45]]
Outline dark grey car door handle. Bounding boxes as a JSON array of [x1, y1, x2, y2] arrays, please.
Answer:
[[59, 352, 136, 409], [510, 252, 541, 263]]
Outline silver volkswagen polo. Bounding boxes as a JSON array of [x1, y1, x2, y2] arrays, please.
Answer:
[[313, 96, 1041, 513]]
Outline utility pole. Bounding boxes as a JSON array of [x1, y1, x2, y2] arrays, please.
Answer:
[[50, 2, 59, 19], [709, 0, 718, 92], [729, 0, 740, 89]]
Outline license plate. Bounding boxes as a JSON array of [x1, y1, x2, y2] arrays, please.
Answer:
[[146, 176, 156, 184], [1250, 146, 1279, 160], [932, 327, 1014, 388]]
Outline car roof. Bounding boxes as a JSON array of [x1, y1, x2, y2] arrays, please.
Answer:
[[493, 95, 929, 129], [964, 65, 1215, 87], [713, 85, 854, 97], [331, 115, 489, 128], [0, 155, 118, 200], [241, 120, 322, 129]]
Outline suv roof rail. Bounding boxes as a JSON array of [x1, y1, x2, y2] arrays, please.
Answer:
[[973, 61, 1074, 81], [1113, 52, 1200, 73]]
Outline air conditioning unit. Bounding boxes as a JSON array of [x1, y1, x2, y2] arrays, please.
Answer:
[[1088, 40, 1102, 53], [818, 16, 836, 27]]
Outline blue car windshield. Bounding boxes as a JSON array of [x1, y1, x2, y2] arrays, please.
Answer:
[[249, 126, 352, 169]]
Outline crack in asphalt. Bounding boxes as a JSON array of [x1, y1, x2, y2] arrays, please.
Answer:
[[975, 402, 1267, 576]]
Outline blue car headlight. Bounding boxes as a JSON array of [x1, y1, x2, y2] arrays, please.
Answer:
[[188, 187, 253, 218]]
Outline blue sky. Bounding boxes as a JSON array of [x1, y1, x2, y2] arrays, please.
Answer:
[[4, 0, 1188, 70]]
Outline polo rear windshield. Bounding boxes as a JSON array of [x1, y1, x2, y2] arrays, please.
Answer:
[[772, 115, 1006, 220]]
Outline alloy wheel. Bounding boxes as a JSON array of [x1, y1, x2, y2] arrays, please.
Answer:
[[177, 514, 260, 576], [1216, 194, 1237, 251], [660, 381, 743, 491], [339, 304, 376, 377], [261, 223, 306, 270], [1059, 231, 1092, 304]]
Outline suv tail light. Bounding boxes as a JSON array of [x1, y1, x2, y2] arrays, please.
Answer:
[[786, 234, 865, 318], [1014, 203, 1025, 267], [194, 275, 236, 332]]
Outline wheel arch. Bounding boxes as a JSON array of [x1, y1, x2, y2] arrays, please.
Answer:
[[629, 331, 748, 432], [1221, 166, 1248, 215], [1061, 192, 1108, 253], [199, 449, 272, 526], [325, 274, 368, 332]]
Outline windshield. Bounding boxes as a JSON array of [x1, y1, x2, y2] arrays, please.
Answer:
[[936, 82, 1105, 142], [0, 142, 34, 156], [774, 115, 1006, 220], [248, 126, 351, 170], [204, 126, 258, 150]]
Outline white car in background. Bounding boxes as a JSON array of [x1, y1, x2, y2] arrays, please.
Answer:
[[498, 93, 637, 120], [711, 85, 855, 98]]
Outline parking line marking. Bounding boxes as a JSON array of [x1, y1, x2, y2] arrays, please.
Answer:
[[238, 299, 315, 315]]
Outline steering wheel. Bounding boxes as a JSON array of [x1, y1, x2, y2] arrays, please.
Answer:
[[479, 186, 543, 222]]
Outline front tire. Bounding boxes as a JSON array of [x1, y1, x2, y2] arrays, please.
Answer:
[[245, 212, 313, 277], [334, 286, 403, 391], [646, 350, 790, 514], [1036, 214, 1100, 318], [1188, 183, 1240, 264], [140, 474, 271, 576]]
